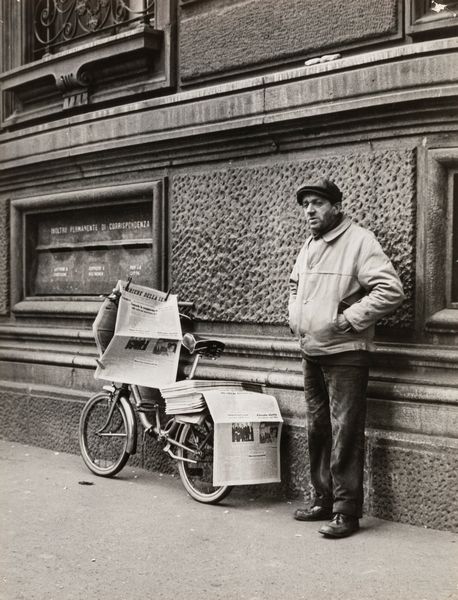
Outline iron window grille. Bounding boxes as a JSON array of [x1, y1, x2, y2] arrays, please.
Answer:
[[33, 0, 156, 59]]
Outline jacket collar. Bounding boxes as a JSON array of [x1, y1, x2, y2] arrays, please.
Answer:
[[307, 215, 352, 245]]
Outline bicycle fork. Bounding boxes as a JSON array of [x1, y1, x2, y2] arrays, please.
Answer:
[[101, 384, 137, 455]]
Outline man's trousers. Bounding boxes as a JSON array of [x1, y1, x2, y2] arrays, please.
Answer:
[[302, 357, 369, 518]]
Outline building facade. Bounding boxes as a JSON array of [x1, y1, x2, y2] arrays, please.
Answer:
[[0, 0, 457, 531]]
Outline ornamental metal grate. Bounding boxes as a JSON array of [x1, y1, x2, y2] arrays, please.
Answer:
[[33, 0, 156, 58]]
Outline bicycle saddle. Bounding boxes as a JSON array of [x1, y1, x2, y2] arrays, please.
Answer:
[[182, 333, 225, 358]]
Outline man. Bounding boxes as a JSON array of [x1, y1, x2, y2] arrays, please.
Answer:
[[289, 178, 404, 538]]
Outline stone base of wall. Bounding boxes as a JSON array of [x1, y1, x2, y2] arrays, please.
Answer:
[[366, 430, 458, 532], [1, 381, 456, 532]]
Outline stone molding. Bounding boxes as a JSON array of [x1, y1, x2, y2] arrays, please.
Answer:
[[0, 322, 456, 395], [0, 39, 457, 171], [417, 147, 458, 341]]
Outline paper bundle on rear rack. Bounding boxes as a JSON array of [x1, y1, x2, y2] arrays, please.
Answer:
[[160, 380, 262, 415]]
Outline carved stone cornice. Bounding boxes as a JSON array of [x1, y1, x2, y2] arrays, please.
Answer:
[[0, 38, 457, 169], [0, 25, 166, 127]]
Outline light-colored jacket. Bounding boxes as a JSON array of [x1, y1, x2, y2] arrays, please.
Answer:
[[289, 216, 405, 355]]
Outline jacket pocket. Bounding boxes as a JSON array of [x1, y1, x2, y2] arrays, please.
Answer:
[[299, 298, 339, 341], [334, 313, 353, 334], [288, 299, 299, 335]]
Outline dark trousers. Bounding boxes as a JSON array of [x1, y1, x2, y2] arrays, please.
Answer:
[[302, 357, 369, 518]]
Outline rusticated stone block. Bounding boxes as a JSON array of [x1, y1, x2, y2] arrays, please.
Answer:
[[28, 394, 83, 455], [279, 423, 310, 500], [0, 389, 30, 445], [0, 199, 9, 315], [180, 0, 399, 81], [0, 386, 177, 474], [367, 434, 458, 532], [171, 150, 416, 328], [0, 388, 82, 453]]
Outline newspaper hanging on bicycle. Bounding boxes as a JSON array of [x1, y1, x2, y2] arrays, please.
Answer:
[[93, 281, 182, 387], [204, 390, 283, 486]]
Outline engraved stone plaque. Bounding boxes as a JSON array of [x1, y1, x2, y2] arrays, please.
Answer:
[[26, 202, 154, 295]]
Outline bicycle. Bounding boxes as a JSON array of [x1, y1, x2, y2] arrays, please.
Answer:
[[78, 322, 233, 504]]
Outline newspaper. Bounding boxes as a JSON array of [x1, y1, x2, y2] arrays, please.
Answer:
[[160, 379, 263, 414], [94, 281, 182, 388], [204, 390, 283, 486]]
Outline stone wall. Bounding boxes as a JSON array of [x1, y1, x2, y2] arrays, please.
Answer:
[[366, 432, 458, 531], [171, 150, 416, 327], [179, 0, 400, 81]]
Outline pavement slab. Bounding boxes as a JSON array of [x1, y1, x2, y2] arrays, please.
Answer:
[[0, 440, 457, 600]]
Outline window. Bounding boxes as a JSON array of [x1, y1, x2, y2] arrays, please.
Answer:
[[421, 150, 458, 337], [408, 0, 458, 36], [10, 181, 167, 318]]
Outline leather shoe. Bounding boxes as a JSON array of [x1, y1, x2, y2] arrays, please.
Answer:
[[294, 506, 332, 521], [318, 513, 360, 538]]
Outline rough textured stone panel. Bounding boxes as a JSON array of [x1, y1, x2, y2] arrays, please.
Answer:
[[0, 389, 82, 454], [0, 199, 9, 315], [367, 438, 458, 532], [171, 151, 416, 328], [28, 395, 83, 455], [0, 390, 30, 445], [0, 387, 176, 474], [180, 0, 399, 81], [280, 423, 310, 500]]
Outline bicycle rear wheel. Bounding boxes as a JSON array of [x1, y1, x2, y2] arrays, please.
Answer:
[[79, 391, 130, 477], [177, 415, 233, 504]]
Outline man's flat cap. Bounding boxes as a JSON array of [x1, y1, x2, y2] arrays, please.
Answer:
[[296, 178, 343, 205]]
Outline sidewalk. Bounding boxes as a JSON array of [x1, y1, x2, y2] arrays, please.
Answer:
[[1, 440, 456, 600]]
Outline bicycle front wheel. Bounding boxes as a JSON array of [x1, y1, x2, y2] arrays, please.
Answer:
[[79, 391, 130, 477], [177, 415, 233, 504]]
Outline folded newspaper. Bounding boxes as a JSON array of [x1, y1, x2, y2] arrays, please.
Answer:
[[204, 389, 283, 486], [93, 281, 182, 388], [160, 379, 263, 414]]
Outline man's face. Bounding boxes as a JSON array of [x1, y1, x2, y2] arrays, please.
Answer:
[[301, 193, 341, 235]]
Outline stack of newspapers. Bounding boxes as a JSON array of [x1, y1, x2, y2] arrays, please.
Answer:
[[160, 380, 262, 415]]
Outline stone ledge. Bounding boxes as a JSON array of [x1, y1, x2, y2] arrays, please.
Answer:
[[1, 323, 458, 370], [0, 39, 457, 170], [425, 308, 458, 333], [366, 427, 458, 450], [13, 300, 103, 318], [0, 334, 457, 404]]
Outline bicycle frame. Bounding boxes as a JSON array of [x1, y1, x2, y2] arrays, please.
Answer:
[[100, 382, 206, 465]]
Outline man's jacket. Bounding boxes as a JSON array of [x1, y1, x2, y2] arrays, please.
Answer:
[[289, 216, 405, 355]]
